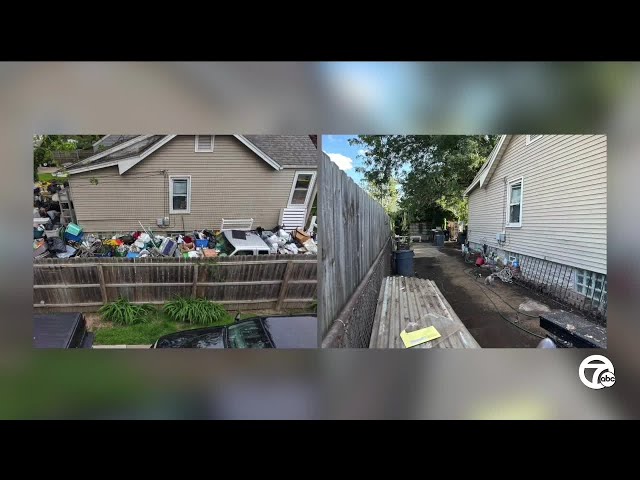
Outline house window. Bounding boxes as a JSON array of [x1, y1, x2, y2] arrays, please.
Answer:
[[575, 269, 607, 304], [525, 135, 542, 145], [506, 178, 523, 227], [169, 176, 191, 214], [288, 171, 315, 207], [195, 135, 214, 152]]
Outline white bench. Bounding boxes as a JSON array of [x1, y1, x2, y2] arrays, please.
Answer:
[[220, 218, 253, 231]]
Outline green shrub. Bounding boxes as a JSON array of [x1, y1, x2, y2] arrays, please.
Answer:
[[163, 296, 229, 325], [98, 298, 157, 325]]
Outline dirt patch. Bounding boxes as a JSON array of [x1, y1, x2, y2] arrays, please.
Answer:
[[85, 313, 110, 332], [518, 299, 551, 313], [412, 242, 562, 348]]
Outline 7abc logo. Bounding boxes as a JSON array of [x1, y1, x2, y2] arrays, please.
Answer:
[[579, 355, 615, 389]]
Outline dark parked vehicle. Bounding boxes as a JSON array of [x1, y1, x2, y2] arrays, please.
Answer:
[[152, 314, 317, 349], [33, 313, 94, 348]]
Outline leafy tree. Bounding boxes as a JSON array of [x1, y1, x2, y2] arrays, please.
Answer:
[[361, 176, 400, 216], [349, 135, 498, 222], [33, 135, 103, 180]]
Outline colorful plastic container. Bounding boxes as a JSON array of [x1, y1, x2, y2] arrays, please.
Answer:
[[65, 223, 83, 236]]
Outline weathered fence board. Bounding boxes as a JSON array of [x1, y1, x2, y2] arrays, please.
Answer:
[[318, 151, 392, 345], [33, 255, 317, 312]]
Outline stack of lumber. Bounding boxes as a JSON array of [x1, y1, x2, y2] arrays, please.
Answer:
[[370, 276, 480, 349]]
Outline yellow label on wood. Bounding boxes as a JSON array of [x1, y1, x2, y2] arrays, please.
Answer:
[[400, 326, 441, 348]]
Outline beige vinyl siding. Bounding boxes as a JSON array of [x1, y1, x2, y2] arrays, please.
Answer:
[[468, 134, 606, 274], [68, 135, 307, 233]]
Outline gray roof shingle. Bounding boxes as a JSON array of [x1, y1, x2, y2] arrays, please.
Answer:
[[244, 135, 317, 167], [67, 134, 317, 172]]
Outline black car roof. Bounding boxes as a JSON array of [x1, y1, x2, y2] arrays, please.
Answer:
[[33, 313, 83, 348], [154, 315, 318, 349], [261, 316, 317, 349]]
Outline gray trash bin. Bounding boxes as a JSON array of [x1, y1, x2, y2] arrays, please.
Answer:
[[394, 249, 415, 277]]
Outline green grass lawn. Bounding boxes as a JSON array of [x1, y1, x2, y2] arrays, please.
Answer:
[[37, 172, 68, 183], [94, 311, 256, 345]]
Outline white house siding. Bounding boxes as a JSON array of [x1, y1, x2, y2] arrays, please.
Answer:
[[68, 135, 301, 233], [467, 134, 607, 275]]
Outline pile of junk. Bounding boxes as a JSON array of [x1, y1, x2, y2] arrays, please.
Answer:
[[34, 220, 318, 260], [461, 242, 522, 283]]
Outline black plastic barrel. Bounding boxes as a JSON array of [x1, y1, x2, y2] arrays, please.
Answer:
[[394, 249, 415, 276]]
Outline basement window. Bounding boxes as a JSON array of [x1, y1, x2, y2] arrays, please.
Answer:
[[195, 135, 214, 152], [575, 269, 607, 305], [525, 135, 542, 145], [169, 176, 191, 214], [506, 178, 523, 227]]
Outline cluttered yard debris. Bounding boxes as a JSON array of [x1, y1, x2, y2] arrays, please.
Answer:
[[33, 222, 318, 260], [33, 179, 318, 260]]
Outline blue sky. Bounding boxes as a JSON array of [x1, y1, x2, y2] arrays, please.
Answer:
[[322, 135, 366, 185]]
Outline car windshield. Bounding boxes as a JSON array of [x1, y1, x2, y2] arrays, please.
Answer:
[[227, 319, 272, 348], [215, 233, 234, 256]]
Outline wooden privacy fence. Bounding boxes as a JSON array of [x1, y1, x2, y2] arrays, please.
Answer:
[[34, 255, 317, 312], [318, 152, 393, 346]]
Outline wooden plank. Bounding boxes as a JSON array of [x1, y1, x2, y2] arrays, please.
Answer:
[[33, 284, 101, 289], [369, 276, 388, 348], [191, 264, 199, 299], [34, 298, 288, 308], [370, 276, 480, 349], [96, 264, 108, 304], [34, 302, 104, 308], [389, 276, 400, 348], [33, 259, 317, 268], [281, 298, 316, 303], [276, 260, 294, 310]]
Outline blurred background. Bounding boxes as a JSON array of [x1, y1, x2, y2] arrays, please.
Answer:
[[0, 62, 637, 419]]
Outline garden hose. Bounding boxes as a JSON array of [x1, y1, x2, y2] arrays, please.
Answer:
[[465, 268, 545, 339]]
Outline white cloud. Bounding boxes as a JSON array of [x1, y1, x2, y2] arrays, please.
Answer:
[[358, 149, 368, 156], [326, 152, 354, 171]]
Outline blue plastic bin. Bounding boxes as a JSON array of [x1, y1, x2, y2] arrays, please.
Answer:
[[195, 239, 208, 248], [64, 231, 84, 243]]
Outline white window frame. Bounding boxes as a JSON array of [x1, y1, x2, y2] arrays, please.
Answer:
[[506, 177, 523, 228], [195, 135, 214, 152], [574, 269, 607, 301], [169, 175, 191, 214], [525, 134, 542, 145], [287, 171, 316, 208]]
